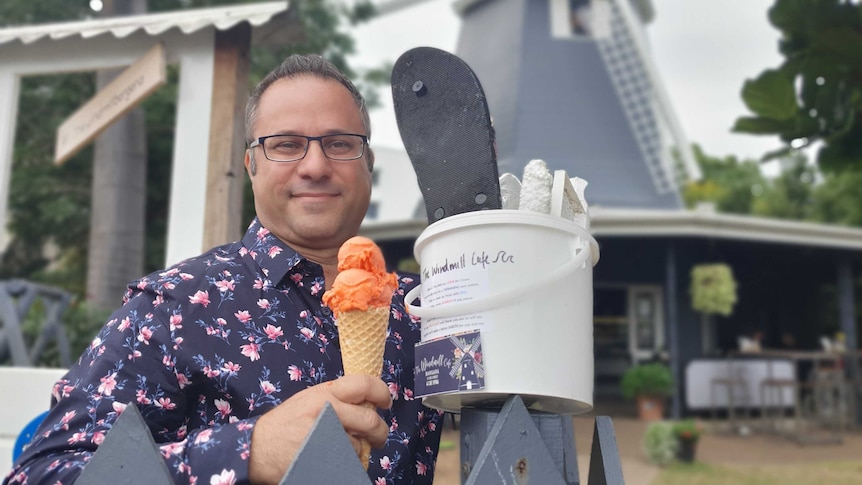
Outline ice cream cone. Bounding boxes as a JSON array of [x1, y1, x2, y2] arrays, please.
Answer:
[[337, 306, 390, 470]]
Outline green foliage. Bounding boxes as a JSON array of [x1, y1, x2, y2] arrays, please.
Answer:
[[9, 298, 110, 368], [643, 421, 677, 466], [682, 145, 768, 214], [2, 0, 386, 297], [733, 0, 862, 172], [621, 363, 674, 400], [671, 419, 704, 442], [690, 264, 738, 317]]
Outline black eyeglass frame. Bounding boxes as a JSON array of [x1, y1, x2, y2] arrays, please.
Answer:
[[248, 133, 369, 163]]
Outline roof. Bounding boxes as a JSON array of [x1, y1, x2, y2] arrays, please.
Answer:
[[361, 208, 862, 251], [0, 1, 290, 46]]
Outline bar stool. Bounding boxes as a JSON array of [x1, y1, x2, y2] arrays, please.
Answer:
[[760, 378, 797, 434], [710, 365, 750, 433]]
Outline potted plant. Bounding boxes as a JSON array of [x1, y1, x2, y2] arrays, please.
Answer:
[[690, 263, 738, 354], [671, 419, 704, 463], [621, 363, 674, 421]]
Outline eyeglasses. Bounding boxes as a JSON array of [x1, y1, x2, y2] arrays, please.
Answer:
[[249, 134, 368, 162]]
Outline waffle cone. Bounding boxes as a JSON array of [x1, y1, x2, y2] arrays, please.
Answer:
[[337, 306, 389, 470], [338, 306, 390, 378]]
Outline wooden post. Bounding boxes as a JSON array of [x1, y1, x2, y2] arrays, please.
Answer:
[[203, 23, 251, 252]]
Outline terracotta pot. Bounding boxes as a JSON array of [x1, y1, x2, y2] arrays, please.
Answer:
[[676, 437, 697, 463], [636, 395, 664, 421]]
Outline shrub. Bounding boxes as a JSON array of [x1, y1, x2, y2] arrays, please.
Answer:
[[672, 419, 704, 442], [643, 421, 677, 466], [621, 363, 674, 400]]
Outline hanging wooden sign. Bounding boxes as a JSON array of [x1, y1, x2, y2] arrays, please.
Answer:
[[54, 42, 166, 165]]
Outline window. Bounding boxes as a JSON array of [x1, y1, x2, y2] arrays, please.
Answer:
[[550, 0, 611, 39]]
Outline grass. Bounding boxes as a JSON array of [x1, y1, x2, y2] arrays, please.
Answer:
[[651, 461, 862, 485]]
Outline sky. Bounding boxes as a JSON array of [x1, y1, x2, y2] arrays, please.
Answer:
[[349, 0, 787, 175]]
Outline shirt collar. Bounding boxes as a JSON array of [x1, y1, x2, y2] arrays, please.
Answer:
[[240, 218, 306, 285]]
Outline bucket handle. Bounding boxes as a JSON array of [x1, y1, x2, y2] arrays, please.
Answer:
[[404, 241, 591, 319]]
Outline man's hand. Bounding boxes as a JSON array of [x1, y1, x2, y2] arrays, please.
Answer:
[[248, 374, 391, 484]]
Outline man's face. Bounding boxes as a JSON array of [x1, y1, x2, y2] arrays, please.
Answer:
[[245, 75, 372, 253]]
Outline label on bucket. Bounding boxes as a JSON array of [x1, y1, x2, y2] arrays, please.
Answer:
[[413, 330, 485, 398], [421, 268, 492, 341]]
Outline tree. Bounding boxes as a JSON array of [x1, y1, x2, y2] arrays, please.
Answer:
[[732, 0, 862, 173], [682, 145, 769, 214], [1, 0, 383, 300]]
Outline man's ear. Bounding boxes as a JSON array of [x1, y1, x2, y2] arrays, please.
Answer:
[[366, 147, 375, 172], [245, 150, 256, 177]]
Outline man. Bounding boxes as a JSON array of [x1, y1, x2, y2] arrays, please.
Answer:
[[5, 54, 443, 485]]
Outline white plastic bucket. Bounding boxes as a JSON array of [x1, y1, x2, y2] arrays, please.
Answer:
[[405, 210, 599, 415]]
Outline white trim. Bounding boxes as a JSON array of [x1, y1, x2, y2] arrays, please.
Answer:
[[0, 2, 288, 46], [612, 0, 700, 181], [589, 206, 862, 250], [628, 285, 664, 363], [361, 207, 862, 251]]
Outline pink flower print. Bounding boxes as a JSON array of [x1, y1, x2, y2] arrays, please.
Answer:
[[289, 273, 303, 284], [267, 246, 282, 258], [299, 310, 308, 319], [404, 388, 414, 400], [310, 281, 322, 295], [137, 326, 153, 345], [156, 397, 176, 410], [216, 318, 227, 327], [222, 361, 241, 373], [319, 334, 328, 345], [92, 431, 106, 445], [194, 428, 213, 445], [118, 317, 132, 332], [391, 309, 403, 320], [169, 314, 183, 331], [288, 365, 302, 381], [428, 421, 437, 432], [62, 384, 75, 398], [61, 410, 76, 426], [313, 316, 323, 326], [416, 461, 428, 476], [129, 349, 142, 360], [68, 431, 88, 444], [388, 382, 400, 401], [164, 282, 176, 290], [180, 272, 194, 280], [153, 294, 165, 306], [260, 380, 276, 395], [256, 226, 269, 239], [89, 336, 103, 350], [239, 247, 249, 257], [379, 455, 393, 471], [240, 343, 260, 361], [210, 469, 237, 485], [176, 372, 191, 389], [215, 398, 232, 418], [98, 373, 117, 396], [203, 366, 221, 378], [257, 299, 271, 310], [264, 324, 284, 340], [299, 327, 314, 339], [375, 479, 386, 485], [215, 279, 235, 294], [234, 310, 252, 324], [189, 290, 211, 307], [160, 268, 180, 277], [402, 277, 414, 284], [390, 418, 399, 432], [161, 441, 186, 458], [136, 389, 152, 404]]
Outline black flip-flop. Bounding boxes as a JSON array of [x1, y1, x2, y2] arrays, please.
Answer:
[[391, 47, 501, 224]]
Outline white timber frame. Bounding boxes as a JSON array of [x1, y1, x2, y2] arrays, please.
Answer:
[[0, 2, 290, 266]]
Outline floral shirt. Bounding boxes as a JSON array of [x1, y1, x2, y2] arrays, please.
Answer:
[[5, 218, 443, 485]]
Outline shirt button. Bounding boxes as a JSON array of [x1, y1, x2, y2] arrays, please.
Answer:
[[322, 307, 332, 316]]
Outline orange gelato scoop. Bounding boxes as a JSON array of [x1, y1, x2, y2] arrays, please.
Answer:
[[323, 237, 398, 313]]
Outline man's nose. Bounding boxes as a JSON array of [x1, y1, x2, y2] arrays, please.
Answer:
[[297, 140, 332, 179]]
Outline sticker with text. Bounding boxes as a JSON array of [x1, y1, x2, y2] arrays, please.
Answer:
[[414, 331, 485, 397]]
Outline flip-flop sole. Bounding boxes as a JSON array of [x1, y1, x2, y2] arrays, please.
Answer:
[[392, 47, 501, 223]]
